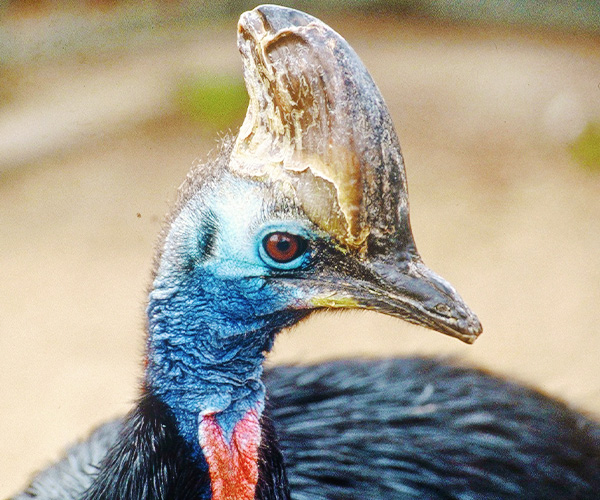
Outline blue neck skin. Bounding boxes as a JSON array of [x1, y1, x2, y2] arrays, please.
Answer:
[[145, 265, 300, 459]]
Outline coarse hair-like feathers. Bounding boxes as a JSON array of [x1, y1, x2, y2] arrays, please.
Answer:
[[267, 358, 600, 499], [14, 358, 600, 500], [15, 391, 288, 500]]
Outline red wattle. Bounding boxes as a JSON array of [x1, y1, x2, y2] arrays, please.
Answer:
[[199, 409, 261, 500]]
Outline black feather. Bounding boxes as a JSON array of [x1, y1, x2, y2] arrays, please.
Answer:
[[13, 358, 600, 499], [82, 392, 210, 500], [78, 392, 288, 500], [256, 413, 290, 500], [266, 358, 600, 500]]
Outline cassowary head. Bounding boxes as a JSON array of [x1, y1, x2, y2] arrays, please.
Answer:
[[152, 5, 481, 347]]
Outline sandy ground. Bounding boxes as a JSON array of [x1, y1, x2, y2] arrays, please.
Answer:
[[1, 16, 600, 497]]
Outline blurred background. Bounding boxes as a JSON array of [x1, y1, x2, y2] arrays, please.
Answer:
[[1, 0, 599, 496]]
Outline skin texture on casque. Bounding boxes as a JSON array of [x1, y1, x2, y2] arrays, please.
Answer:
[[232, 4, 409, 249], [11, 5, 600, 500]]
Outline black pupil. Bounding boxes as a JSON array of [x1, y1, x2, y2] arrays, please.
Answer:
[[277, 240, 291, 252]]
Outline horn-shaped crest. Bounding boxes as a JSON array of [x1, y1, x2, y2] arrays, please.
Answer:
[[232, 5, 409, 250]]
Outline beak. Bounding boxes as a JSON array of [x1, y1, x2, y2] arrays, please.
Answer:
[[307, 253, 482, 344], [236, 5, 483, 344]]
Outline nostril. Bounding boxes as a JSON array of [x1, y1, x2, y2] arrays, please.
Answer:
[[435, 303, 451, 315]]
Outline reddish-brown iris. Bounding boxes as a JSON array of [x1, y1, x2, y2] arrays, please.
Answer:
[[263, 232, 307, 263]]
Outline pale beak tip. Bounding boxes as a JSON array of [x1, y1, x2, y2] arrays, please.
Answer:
[[455, 313, 483, 344]]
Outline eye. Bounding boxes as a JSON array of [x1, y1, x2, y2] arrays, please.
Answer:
[[262, 232, 308, 264]]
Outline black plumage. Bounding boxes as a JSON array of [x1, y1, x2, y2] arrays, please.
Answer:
[[267, 359, 600, 499], [16, 360, 600, 499]]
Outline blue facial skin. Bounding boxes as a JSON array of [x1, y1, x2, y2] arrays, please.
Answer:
[[145, 175, 314, 459]]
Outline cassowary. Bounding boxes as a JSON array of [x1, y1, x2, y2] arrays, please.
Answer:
[[13, 5, 600, 500]]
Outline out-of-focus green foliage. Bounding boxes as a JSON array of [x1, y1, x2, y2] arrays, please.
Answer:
[[570, 122, 600, 172], [174, 75, 248, 129]]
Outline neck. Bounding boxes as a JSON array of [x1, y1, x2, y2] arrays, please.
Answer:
[[144, 273, 299, 499], [146, 294, 272, 446]]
